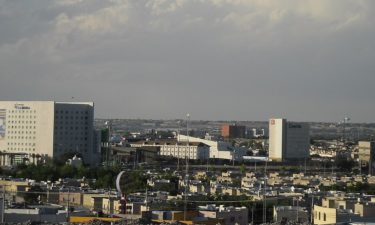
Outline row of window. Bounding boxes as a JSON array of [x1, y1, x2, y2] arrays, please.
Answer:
[[162, 150, 196, 153], [162, 147, 197, 150], [55, 147, 88, 153], [55, 126, 89, 130], [55, 110, 89, 114], [7, 142, 35, 146], [55, 131, 88, 135], [7, 121, 37, 124], [55, 136, 88, 141], [55, 116, 89, 120], [8, 115, 36, 119], [315, 211, 327, 221], [7, 131, 36, 134], [8, 110, 36, 113], [7, 147, 36, 152], [7, 136, 36, 139], [54, 144, 88, 149]]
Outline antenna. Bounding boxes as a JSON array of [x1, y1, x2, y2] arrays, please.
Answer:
[[177, 120, 181, 172]]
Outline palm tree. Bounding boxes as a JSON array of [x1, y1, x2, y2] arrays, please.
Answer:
[[36, 154, 41, 165], [23, 157, 29, 165], [31, 153, 36, 164]]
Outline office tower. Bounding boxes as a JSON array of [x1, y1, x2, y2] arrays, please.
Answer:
[[0, 101, 98, 165], [269, 118, 310, 162], [221, 124, 246, 139]]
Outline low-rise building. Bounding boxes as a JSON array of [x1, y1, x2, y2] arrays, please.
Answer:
[[102, 196, 121, 215], [178, 134, 248, 161], [198, 204, 248, 225], [273, 206, 309, 223], [313, 205, 352, 225], [59, 191, 83, 206], [132, 140, 209, 160]]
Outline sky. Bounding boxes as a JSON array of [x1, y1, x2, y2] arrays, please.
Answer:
[[0, 0, 374, 122]]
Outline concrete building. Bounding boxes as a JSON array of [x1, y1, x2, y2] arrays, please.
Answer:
[[131, 140, 209, 160], [269, 118, 310, 162], [313, 204, 375, 225], [102, 197, 121, 215], [221, 124, 246, 139], [0, 101, 99, 165], [273, 206, 309, 223], [354, 202, 375, 218], [198, 204, 248, 225], [178, 134, 248, 161], [358, 141, 375, 175]]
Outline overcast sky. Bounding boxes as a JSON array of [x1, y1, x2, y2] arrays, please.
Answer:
[[0, 0, 374, 122]]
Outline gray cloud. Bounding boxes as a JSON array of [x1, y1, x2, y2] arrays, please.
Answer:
[[0, 0, 374, 122]]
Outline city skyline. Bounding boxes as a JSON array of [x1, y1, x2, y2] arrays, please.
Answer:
[[1, 1, 375, 122]]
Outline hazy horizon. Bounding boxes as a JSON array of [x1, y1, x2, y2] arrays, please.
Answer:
[[1, 1, 374, 123]]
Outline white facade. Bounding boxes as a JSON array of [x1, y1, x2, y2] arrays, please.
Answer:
[[178, 134, 248, 161], [269, 118, 310, 162], [0, 101, 98, 165], [131, 140, 209, 160]]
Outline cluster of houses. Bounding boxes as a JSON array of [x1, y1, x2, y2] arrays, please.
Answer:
[[2, 166, 375, 224]]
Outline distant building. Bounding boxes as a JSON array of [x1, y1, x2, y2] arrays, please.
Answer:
[[273, 206, 309, 223], [131, 140, 209, 160], [357, 141, 375, 175], [269, 118, 310, 162], [0, 101, 99, 165], [221, 124, 246, 139], [252, 128, 265, 138], [313, 205, 352, 225], [198, 204, 248, 225], [178, 134, 248, 161]]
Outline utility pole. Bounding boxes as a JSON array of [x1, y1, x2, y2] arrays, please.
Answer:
[[2, 186, 5, 223], [251, 206, 254, 225], [232, 149, 236, 166], [177, 120, 180, 172], [311, 195, 314, 224], [105, 120, 112, 168], [263, 160, 268, 224], [145, 187, 148, 211], [206, 157, 209, 172], [183, 113, 190, 221], [47, 183, 50, 204], [296, 197, 299, 222], [108, 188, 112, 217], [66, 188, 70, 222]]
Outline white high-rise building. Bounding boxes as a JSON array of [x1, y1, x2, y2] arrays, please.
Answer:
[[0, 101, 99, 165], [269, 118, 310, 162]]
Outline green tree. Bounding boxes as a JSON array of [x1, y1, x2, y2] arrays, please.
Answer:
[[60, 165, 75, 178]]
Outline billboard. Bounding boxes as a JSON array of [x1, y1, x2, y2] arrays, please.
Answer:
[[0, 109, 5, 139]]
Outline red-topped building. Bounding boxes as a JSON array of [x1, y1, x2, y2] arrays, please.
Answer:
[[221, 124, 246, 139]]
